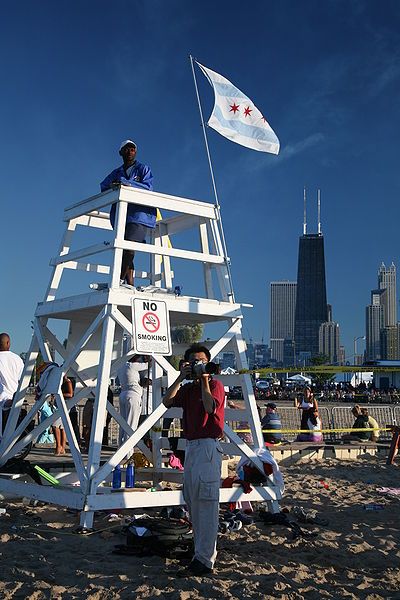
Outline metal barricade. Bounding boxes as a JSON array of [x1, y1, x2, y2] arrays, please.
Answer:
[[75, 402, 120, 447], [331, 406, 395, 442], [259, 406, 333, 442], [392, 406, 400, 427]]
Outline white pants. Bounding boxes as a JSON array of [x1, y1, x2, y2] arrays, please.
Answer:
[[183, 438, 223, 569], [119, 391, 142, 458]]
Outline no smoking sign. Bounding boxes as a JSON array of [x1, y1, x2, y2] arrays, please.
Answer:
[[132, 298, 172, 355]]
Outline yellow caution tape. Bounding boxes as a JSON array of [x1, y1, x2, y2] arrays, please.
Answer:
[[234, 427, 389, 434], [239, 365, 400, 374], [166, 426, 389, 434]]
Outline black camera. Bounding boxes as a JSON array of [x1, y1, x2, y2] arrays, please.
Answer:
[[187, 360, 220, 379]]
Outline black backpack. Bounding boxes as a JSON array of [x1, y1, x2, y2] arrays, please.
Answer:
[[115, 517, 193, 557]]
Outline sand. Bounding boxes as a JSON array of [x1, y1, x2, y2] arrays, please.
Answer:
[[0, 455, 399, 599]]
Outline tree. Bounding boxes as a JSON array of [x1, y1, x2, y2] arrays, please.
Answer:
[[169, 324, 204, 370], [170, 324, 204, 345], [308, 354, 335, 388]]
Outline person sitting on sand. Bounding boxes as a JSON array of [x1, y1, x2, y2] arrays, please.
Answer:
[[294, 387, 322, 442], [305, 408, 323, 442], [342, 405, 370, 442], [261, 402, 282, 445], [361, 407, 380, 442]]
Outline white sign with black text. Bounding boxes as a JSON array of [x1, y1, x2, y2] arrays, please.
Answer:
[[132, 298, 172, 355]]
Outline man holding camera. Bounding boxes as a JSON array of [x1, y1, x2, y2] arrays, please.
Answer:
[[163, 343, 225, 577]]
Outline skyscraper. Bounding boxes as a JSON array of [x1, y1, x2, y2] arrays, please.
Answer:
[[318, 321, 340, 364], [294, 234, 328, 360], [380, 326, 399, 360], [378, 262, 397, 326], [365, 289, 385, 361], [270, 281, 297, 365]]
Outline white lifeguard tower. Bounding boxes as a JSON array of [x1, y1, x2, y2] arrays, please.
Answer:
[[0, 185, 282, 528]]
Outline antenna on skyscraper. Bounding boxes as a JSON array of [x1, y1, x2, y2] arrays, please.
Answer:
[[317, 188, 321, 234], [303, 187, 307, 235]]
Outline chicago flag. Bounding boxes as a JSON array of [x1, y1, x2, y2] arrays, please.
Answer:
[[197, 61, 279, 155]]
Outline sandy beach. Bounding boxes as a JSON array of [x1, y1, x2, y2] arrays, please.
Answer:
[[1, 455, 399, 599]]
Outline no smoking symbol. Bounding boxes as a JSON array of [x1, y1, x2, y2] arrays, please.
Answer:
[[142, 312, 160, 333]]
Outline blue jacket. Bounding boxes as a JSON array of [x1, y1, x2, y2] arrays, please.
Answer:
[[100, 161, 156, 228]]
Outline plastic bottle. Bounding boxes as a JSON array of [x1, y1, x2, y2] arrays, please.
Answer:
[[125, 464, 135, 488], [89, 283, 108, 290], [112, 465, 122, 489], [363, 503, 385, 511]]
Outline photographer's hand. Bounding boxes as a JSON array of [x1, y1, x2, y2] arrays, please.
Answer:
[[180, 361, 192, 381], [201, 374, 215, 414], [163, 362, 188, 408]]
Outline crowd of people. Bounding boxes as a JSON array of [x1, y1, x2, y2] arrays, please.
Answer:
[[253, 381, 400, 404]]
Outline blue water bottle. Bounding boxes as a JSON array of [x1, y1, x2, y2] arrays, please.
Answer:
[[112, 465, 121, 489], [126, 464, 135, 488]]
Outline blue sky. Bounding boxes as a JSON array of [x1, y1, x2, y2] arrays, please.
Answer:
[[1, 0, 399, 359]]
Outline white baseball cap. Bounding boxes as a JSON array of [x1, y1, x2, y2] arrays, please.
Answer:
[[119, 139, 137, 151]]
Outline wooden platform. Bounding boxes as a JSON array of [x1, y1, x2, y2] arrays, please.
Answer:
[[267, 441, 389, 465], [19, 441, 391, 474]]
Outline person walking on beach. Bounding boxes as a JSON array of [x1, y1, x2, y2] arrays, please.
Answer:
[[163, 343, 225, 577], [100, 140, 155, 286], [0, 333, 24, 435]]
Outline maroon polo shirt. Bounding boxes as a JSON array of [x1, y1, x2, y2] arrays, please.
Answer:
[[172, 378, 225, 440]]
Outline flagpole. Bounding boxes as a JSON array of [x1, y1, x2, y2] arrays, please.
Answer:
[[189, 55, 235, 301]]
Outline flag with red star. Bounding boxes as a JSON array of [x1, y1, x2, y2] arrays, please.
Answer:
[[196, 61, 279, 154]]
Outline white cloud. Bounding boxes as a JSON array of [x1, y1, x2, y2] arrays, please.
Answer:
[[278, 132, 325, 161]]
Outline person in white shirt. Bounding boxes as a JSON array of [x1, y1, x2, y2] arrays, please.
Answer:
[[0, 333, 24, 434], [117, 355, 151, 458]]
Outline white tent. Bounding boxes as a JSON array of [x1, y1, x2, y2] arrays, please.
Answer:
[[350, 372, 373, 387], [286, 374, 312, 384], [220, 366, 237, 375]]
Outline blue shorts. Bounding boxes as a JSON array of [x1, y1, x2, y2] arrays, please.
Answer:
[[125, 222, 148, 243]]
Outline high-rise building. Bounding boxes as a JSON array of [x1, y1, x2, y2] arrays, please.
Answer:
[[254, 343, 270, 367], [283, 338, 296, 366], [270, 281, 297, 365], [397, 323, 400, 358], [220, 352, 236, 371], [245, 342, 271, 369], [378, 262, 397, 326], [245, 341, 256, 370], [365, 289, 385, 360], [294, 234, 328, 361], [380, 326, 399, 360], [318, 321, 340, 364], [339, 345, 346, 366]]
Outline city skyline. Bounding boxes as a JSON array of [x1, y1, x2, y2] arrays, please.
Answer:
[[365, 262, 399, 362], [267, 258, 400, 366]]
